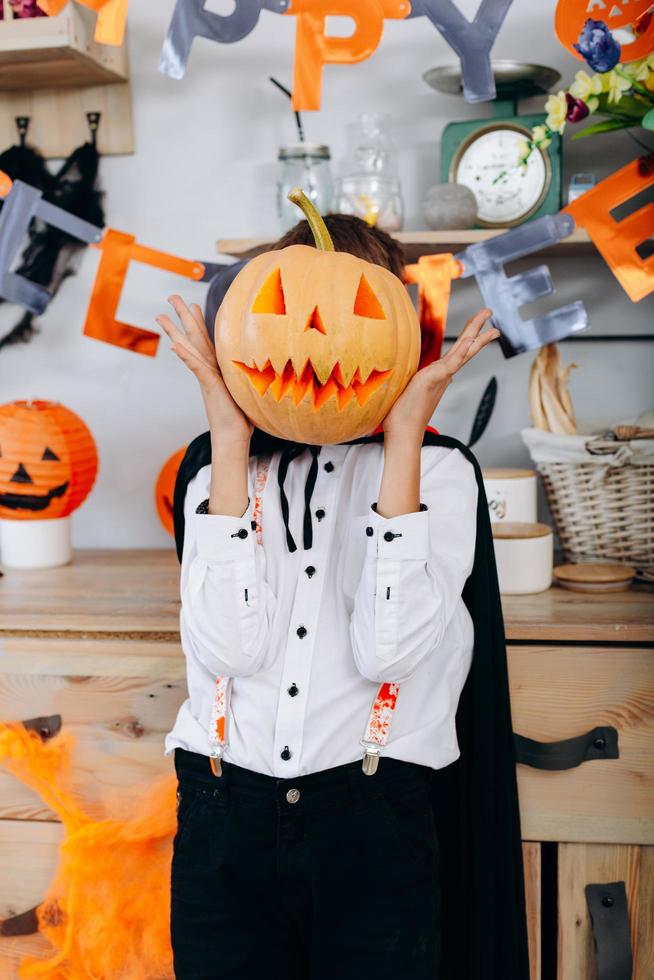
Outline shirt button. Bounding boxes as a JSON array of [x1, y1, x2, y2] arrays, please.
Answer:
[[288, 683, 299, 697], [296, 625, 307, 639], [315, 508, 326, 521], [286, 788, 301, 804], [366, 526, 373, 537], [281, 746, 292, 761], [383, 531, 395, 542], [323, 461, 334, 472], [234, 528, 248, 539], [305, 565, 316, 578]]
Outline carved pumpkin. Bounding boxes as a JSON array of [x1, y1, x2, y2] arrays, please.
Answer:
[[214, 189, 421, 445], [555, 0, 654, 64], [155, 447, 186, 536], [0, 401, 98, 522]]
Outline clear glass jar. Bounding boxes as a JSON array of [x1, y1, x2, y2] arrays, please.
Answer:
[[334, 114, 404, 232], [276, 144, 333, 233]]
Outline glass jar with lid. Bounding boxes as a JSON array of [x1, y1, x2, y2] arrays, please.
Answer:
[[334, 114, 404, 232], [276, 144, 333, 232]]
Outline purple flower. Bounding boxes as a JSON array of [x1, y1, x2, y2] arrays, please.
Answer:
[[8, 0, 47, 16], [573, 18, 621, 73], [565, 93, 590, 123]]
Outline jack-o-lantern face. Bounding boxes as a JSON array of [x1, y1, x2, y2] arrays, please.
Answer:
[[155, 447, 186, 536], [555, 0, 654, 63], [215, 191, 421, 445], [0, 401, 98, 522]]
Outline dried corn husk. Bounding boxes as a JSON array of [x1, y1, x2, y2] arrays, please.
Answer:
[[528, 343, 578, 434]]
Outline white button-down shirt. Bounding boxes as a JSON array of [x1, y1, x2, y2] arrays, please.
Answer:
[[164, 441, 478, 777]]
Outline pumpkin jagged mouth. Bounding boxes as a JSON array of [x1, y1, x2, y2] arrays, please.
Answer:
[[233, 359, 392, 410], [0, 481, 69, 512]]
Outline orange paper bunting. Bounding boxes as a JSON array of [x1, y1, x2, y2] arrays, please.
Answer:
[[563, 157, 654, 303], [554, 0, 654, 64], [83, 229, 205, 356], [37, 0, 128, 45], [0, 170, 13, 198], [403, 254, 463, 368], [286, 0, 410, 111]]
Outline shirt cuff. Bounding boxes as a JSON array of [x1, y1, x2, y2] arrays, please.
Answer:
[[363, 503, 430, 561], [194, 499, 256, 562]]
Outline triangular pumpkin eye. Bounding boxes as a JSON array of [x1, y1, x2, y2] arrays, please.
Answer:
[[252, 268, 286, 315], [353, 275, 385, 319], [42, 447, 60, 461]]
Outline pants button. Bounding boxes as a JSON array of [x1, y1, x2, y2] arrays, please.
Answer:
[[286, 788, 301, 804]]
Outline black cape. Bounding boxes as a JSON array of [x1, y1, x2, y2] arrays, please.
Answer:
[[173, 427, 531, 980]]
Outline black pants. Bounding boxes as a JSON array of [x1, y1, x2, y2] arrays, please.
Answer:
[[170, 747, 442, 979]]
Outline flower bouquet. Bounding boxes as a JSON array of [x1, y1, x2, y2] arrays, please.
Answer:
[[519, 15, 654, 166]]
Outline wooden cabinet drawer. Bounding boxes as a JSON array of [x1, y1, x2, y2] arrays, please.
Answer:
[[0, 637, 186, 821], [507, 645, 654, 844], [558, 842, 653, 979]]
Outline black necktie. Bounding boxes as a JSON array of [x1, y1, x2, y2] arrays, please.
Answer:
[[277, 442, 322, 553]]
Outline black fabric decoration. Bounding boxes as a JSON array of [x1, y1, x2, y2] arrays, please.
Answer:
[[172, 426, 531, 980], [0, 138, 105, 351], [467, 375, 497, 448]]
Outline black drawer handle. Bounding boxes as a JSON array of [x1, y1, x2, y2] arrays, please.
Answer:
[[21, 714, 62, 741], [513, 725, 619, 770], [585, 881, 633, 980]]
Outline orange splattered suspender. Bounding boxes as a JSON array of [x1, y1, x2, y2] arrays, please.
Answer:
[[208, 453, 401, 777]]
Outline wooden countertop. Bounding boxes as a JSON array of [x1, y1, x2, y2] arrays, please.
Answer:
[[0, 549, 652, 643]]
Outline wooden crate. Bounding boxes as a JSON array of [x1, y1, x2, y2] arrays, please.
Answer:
[[0, 0, 127, 89]]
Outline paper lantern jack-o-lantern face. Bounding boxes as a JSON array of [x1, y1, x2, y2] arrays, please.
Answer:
[[0, 401, 98, 522], [215, 191, 421, 445]]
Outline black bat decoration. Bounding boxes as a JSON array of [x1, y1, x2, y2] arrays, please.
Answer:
[[467, 376, 497, 448]]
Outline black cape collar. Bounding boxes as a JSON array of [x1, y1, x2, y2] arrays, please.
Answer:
[[172, 426, 531, 979]]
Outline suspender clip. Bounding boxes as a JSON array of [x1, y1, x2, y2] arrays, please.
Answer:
[[209, 745, 225, 778], [360, 741, 381, 776]]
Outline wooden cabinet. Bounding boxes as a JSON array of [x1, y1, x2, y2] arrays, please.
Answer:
[[0, 550, 652, 978]]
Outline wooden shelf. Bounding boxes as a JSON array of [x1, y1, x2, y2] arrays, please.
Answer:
[[0, 2, 127, 89], [217, 228, 595, 263]]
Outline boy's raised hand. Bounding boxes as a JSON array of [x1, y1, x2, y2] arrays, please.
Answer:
[[156, 295, 253, 447], [383, 308, 499, 444]]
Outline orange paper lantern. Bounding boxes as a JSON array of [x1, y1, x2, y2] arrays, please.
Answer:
[[155, 447, 186, 536], [0, 401, 98, 522], [563, 157, 654, 303], [554, 0, 654, 64], [286, 0, 410, 111], [0, 170, 12, 198]]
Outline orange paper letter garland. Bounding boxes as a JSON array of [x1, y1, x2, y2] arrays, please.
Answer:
[[83, 229, 206, 356], [563, 157, 654, 303], [286, 0, 410, 111], [403, 254, 463, 369]]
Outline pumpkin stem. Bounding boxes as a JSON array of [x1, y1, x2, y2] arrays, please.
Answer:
[[287, 188, 335, 252]]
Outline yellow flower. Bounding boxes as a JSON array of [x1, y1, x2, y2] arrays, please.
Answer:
[[531, 125, 552, 149], [645, 71, 654, 94], [602, 69, 633, 103], [569, 69, 603, 101], [545, 90, 568, 134], [622, 53, 654, 81]]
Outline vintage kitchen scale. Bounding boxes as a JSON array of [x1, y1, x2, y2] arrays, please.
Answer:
[[425, 61, 563, 228]]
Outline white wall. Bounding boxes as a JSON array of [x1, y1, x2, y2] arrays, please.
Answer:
[[0, 0, 652, 548]]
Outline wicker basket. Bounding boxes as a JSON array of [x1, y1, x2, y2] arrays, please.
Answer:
[[521, 427, 654, 571]]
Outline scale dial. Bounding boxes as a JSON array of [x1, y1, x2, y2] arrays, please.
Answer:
[[450, 123, 552, 228]]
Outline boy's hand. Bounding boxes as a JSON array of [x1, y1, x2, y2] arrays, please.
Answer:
[[382, 308, 499, 446], [157, 295, 253, 449]]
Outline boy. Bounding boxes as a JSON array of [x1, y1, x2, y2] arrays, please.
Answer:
[[158, 217, 524, 979]]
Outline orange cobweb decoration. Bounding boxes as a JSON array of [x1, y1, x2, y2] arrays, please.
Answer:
[[0, 723, 176, 979]]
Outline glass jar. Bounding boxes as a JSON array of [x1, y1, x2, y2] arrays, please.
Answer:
[[334, 114, 404, 232], [276, 144, 333, 233]]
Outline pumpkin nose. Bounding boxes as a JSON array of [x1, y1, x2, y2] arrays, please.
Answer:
[[10, 463, 33, 485], [304, 306, 327, 334]]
